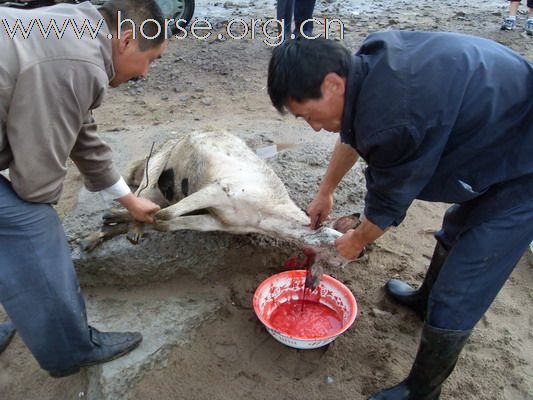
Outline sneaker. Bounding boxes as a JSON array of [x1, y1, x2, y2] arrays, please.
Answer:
[[501, 17, 516, 30], [526, 19, 533, 35], [49, 327, 142, 378]]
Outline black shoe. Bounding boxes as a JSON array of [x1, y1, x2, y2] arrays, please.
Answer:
[[49, 327, 142, 378], [368, 323, 472, 400], [385, 242, 448, 320], [0, 321, 16, 354]]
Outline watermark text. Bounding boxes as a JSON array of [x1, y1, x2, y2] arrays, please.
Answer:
[[1, 12, 346, 46]]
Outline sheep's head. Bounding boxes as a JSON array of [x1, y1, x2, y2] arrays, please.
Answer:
[[285, 214, 363, 288], [284, 247, 322, 291], [297, 227, 347, 266], [303, 213, 362, 267]]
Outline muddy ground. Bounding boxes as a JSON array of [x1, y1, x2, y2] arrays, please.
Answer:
[[1, 0, 532, 399]]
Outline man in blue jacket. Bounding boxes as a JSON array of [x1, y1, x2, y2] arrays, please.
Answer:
[[268, 33, 533, 399]]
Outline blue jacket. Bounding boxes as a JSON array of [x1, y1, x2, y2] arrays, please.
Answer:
[[340, 31, 533, 230]]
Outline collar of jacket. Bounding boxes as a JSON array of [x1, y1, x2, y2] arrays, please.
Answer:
[[84, 2, 115, 82]]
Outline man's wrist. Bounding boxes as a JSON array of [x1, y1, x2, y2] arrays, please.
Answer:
[[117, 192, 136, 210], [318, 182, 335, 197], [352, 216, 386, 248], [100, 177, 131, 202], [349, 228, 368, 251]]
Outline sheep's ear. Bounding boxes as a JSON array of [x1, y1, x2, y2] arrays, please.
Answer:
[[126, 159, 146, 190]]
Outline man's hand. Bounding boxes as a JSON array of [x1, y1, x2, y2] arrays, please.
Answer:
[[307, 191, 334, 230], [335, 217, 386, 260], [117, 193, 160, 223], [335, 229, 366, 260], [306, 139, 359, 230]]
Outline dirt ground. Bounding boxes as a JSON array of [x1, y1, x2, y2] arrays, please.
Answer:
[[1, 0, 532, 399]]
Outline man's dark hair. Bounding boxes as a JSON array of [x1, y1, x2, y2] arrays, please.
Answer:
[[99, 0, 165, 51], [268, 38, 352, 114]]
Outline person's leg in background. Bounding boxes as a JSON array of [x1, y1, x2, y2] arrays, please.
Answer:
[[525, 0, 533, 34], [0, 176, 141, 377], [370, 197, 533, 399], [277, 0, 295, 39], [294, 0, 317, 37], [501, 0, 521, 30]]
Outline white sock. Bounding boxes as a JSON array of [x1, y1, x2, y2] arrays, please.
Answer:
[[507, 15, 517, 20]]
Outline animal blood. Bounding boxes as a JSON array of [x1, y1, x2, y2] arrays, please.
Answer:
[[301, 287, 307, 312], [268, 300, 342, 338]]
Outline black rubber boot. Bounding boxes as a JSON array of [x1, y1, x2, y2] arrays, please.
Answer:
[[368, 324, 472, 400], [49, 327, 142, 378], [0, 320, 16, 354], [385, 242, 448, 320]]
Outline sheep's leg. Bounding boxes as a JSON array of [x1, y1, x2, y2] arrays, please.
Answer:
[[102, 142, 178, 242], [155, 214, 255, 235], [155, 214, 226, 232], [102, 208, 132, 225], [87, 212, 248, 251], [155, 184, 228, 220], [79, 223, 130, 252], [99, 208, 151, 244], [111, 182, 227, 244]]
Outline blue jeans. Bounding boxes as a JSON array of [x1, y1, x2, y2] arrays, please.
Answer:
[[276, 0, 317, 37], [429, 176, 533, 330], [0, 175, 96, 371]]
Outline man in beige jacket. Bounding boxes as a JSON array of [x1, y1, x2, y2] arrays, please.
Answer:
[[0, 0, 167, 377]]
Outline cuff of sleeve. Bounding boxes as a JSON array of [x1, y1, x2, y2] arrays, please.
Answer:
[[364, 188, 411, 230], [364, 204, 405, 231], [99, 177, 131, 202]]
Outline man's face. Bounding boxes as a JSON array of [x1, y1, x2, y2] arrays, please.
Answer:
[[285, 73, 346, 133], [110, 32, 167, 87]]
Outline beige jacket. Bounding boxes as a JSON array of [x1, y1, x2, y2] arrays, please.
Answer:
[[0, 2, 119, 204]]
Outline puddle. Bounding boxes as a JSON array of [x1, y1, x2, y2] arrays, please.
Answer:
[[255, 141, 299, 159], [276, 141, 298, 152]]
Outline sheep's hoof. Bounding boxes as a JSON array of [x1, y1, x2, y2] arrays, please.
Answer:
[[80, 224, 129, 252], [127, 225, 144, 244], [79, 232, 104, 253]]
